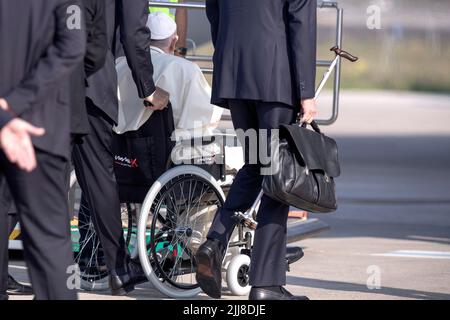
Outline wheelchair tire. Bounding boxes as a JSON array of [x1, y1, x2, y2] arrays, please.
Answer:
[[69, 171, 138, 291], [138, 165, 225, 298], [226, 254, 251, 296]]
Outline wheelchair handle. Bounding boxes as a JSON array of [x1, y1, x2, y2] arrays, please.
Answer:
[[330, 46, 358, 62]]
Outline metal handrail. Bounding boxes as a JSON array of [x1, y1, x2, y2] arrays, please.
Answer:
[[149, 1, 206, 10], [149, 1, 343, 125], [186, 56, 334, 68], [149, 1, 339, 9]]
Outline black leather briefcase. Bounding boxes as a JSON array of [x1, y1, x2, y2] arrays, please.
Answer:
[[262, 120, 340, 213]]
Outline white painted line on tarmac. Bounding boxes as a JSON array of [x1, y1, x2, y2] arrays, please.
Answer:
[[372, 250, 450, 260]]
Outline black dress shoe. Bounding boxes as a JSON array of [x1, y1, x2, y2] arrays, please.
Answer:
[[7, 275, 33, 295], [195, 238, 224, 299], [286, 246, 304, 265], [109, 259, 148, 296], [249, 286, 309, 300]]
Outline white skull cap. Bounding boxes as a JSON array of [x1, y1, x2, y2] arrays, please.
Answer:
[[147, 12, 177, 40]]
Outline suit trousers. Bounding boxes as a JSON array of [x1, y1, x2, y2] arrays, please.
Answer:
[[0, 182, 18, 296], [207, 99, 296, 287], [0, 178, 10, 295], [72, 100, 129, 273], [0, 149, 76, 299]]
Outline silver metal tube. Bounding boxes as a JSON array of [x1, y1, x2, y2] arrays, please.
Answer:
[[186, 55, 212, 62], [315, 55, 339, 99], [318, 1, 339, 9], [249, 190, 264, 215], [149, 1, 206, 10], [200, 68, 213, 74], [190, 56, 332, 67], [317, 60, 333, 67], [149, 1, 339, 10], [316, 7, 343, 126]]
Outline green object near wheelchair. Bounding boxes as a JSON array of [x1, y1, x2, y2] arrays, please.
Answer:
[[71, 226, 182, 258], [71, 226, 80, 252]]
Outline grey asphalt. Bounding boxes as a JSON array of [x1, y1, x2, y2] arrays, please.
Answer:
[[286, 90, 450, 300], [8, 90, 450, 300]]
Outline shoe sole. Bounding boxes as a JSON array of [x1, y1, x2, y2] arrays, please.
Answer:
[[111, 284, 135, 296], [195, 251, 221, 299], [287, 255, 303, 265], [6, 291, 33, 296]]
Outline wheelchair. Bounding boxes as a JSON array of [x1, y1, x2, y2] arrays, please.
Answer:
[[50, 40, 359, 297], [69, 130, 258, 298]]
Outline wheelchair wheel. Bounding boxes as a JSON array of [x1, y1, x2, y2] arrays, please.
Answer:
[[72, 201, 110, 291], [138, 165, 225, 298], [69, 171, 138, 291], [226, 254, 251, 296]]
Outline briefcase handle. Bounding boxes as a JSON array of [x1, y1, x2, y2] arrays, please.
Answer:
[[295, 113, 322, 134]]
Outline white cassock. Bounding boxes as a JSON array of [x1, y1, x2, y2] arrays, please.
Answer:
[[114, 46, 223, 138]]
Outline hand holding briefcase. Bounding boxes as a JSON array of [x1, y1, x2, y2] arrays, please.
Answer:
[[262, 119, 341, 213]]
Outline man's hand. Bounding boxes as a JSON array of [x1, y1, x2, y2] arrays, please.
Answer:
[[144, 87, 170, 111], [300, 98, 317, 124], [0, 119, 45, 172], [0, 98, 10, 112]]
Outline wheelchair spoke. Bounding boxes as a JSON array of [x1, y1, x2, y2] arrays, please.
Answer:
[[149, 173, 223, 290]]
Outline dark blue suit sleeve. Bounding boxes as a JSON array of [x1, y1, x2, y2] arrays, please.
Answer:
[[287, 0, 317, 100], [206, 0, 220, 48], [118, 0, 156, 98], [5, 0, 86, 116], [0, 110, 13, 130]]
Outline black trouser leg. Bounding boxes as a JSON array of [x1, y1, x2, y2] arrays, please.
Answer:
[[0, 178, 10, 295], [0, 181, 20, 295], [249, 195, 290, 286], [0, 150, 77, 300], [72, 102, 128, 273], [207, 99, 295, 287], [8, 213, 18, 235], [207, 163, 262, 245], [207, 100, 260, 245]]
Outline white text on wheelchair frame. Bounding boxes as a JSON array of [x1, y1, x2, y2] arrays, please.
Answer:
[[171, 123, 281, 176]]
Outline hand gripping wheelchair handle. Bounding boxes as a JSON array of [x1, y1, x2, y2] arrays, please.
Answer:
[[330, 46, 358, 62]]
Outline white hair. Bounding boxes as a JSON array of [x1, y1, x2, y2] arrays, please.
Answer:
[[150, 31, 177, 50]]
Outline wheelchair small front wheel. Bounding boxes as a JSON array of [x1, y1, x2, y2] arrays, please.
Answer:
[[226, 254, 251, 296]]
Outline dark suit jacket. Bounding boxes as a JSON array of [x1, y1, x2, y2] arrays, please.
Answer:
[[70, 0, 107, 137], [0, 0, 86, 159], [0, 110, 13, 130], [86, 0, 156, 124], [206, 0, 317, 108]]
